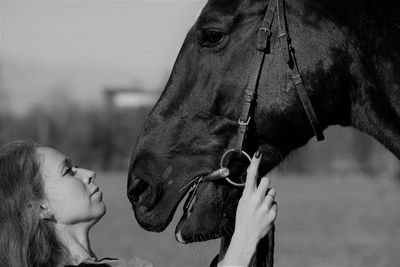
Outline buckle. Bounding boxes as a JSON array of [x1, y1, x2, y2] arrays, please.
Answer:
[[278, 32, 288, 39], [238, 117, 251, 126], [259, 26, 272, 35], [291, 74, 303, 85], [257, 27, 271, 51]]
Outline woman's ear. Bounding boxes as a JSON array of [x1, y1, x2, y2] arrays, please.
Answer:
[[39, 204, 56, 222]]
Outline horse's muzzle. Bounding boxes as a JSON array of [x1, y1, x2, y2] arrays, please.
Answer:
[[127, 176, 162, 211]]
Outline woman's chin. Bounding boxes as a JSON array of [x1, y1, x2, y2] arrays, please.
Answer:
[[85, 204, 107, 226], [94, 203, 107, 223]]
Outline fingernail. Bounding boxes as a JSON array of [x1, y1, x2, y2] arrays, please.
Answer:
[[254, 151, 262, 158]]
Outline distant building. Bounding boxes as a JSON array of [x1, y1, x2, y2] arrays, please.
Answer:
[[104, 87, 160, 109]]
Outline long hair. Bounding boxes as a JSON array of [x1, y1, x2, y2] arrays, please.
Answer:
[[0, 140, 69, 267]]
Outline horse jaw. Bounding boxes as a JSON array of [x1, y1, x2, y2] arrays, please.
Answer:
[[174, 182, 237, 244]]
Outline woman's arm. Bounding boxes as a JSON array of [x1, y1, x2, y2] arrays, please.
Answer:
[[220, 152, 277, 267]]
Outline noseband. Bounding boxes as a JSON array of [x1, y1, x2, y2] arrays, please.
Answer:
[[220, 0, 325, 187]]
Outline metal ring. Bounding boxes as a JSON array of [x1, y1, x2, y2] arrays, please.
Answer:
[[220, 149, 252, 187], [238, 116, 251, 126]]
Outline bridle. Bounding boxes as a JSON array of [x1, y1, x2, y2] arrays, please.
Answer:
[[181, 1, 326, 266], [181, 0, 326, 211], [176, 1, 327, 267], [215, 1, 325, 266], [220, 0, 325, 187]]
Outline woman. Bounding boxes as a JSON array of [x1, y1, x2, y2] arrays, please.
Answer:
[[0, 140, 277, 267]]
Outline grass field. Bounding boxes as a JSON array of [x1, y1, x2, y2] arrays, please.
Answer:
[[90, 172, 400, 267]]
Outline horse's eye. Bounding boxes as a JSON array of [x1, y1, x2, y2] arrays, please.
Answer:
[[200, 30, 225, 47]]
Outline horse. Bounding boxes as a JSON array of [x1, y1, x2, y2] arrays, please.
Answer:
[[127, 0, 400, 265]]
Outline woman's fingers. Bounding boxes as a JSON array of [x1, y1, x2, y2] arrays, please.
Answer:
[[244, 152, 262, 193], [263, 188, 277, 209], [256, 176, 271, 198], [268, 202, 278, 220]]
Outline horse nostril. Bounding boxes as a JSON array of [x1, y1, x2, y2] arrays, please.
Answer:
[[128, 177, 160, 210]]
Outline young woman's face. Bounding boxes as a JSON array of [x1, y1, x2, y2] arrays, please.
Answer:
[[36, 147, 106, 225]]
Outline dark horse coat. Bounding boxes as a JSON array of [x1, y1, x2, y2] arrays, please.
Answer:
[[76, 0, 400, 266]]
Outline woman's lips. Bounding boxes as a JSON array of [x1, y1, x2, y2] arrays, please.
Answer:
[[90, 187, 100, 197]]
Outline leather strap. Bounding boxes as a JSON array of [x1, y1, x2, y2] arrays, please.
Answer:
[[236, 0, 324, 151], [276, 0, 325, 141], [235, 0, 276, 152], [225, 2, 325, 267], [289, 49, 325, 141], [276, 0, 290, 64]]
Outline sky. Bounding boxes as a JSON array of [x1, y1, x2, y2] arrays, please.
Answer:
[[0, 0, 206, 115]]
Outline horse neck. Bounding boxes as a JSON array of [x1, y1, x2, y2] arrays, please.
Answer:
[[349, 59, 400, 159], [344, 0, 400, 158], [305, 0, 400, 158]]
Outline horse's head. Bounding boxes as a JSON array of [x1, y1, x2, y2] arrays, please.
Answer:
[[128, 0, 355, 243]]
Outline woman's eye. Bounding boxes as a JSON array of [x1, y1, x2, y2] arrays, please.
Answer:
[[71, 166, 78, 174], [200, 30, 225, 47], [64, 166, 78, 176]]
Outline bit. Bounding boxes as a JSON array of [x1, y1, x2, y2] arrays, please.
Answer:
[[202, 168, 230, 182]]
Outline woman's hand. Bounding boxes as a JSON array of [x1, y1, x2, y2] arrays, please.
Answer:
[[221, 152, 277, 267], [234, 151, 277, 244]]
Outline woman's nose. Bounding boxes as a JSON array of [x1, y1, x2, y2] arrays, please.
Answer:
[[79, 168, 96, 184]]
